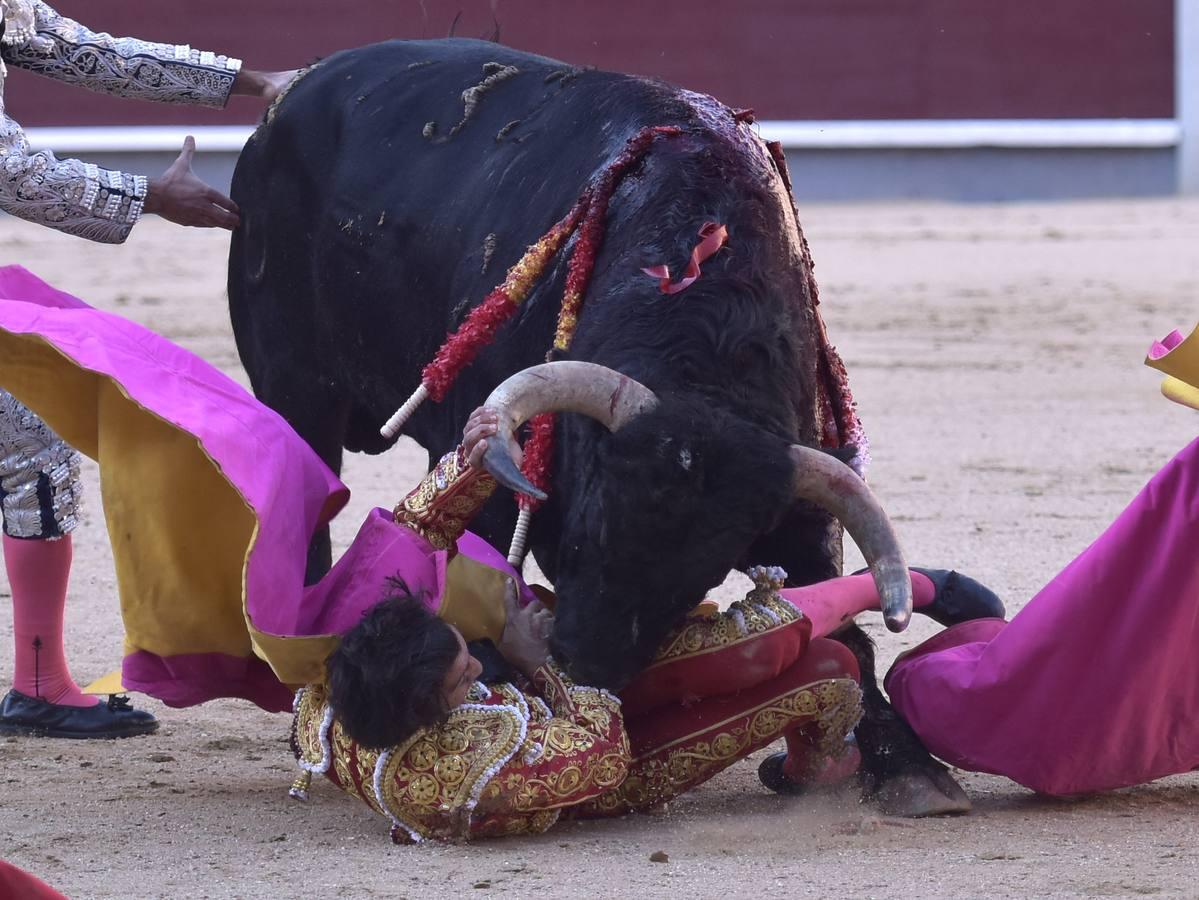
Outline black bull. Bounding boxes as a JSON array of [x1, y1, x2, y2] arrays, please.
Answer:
[[229, 39, 965, 812]]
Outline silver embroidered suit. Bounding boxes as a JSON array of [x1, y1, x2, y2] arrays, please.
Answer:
[[0, 0, 241, 244], [0, 0, 240, 538]]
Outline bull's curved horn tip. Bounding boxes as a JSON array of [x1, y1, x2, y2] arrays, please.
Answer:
[[481, 442, 548, 501]]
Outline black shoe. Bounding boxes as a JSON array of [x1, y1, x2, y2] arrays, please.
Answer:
[[912, 567, 1005, 626], [852, 566, 1004, 627], [0, 689, 158, 739], [758, 752, 806, 795]]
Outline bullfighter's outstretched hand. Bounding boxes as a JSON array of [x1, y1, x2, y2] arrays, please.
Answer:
[[145, 67, 301, 229]]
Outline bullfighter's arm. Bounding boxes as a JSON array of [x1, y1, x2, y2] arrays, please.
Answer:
[[467, 662, 631, 838], [0, 3, 240, 242], [394, 446, 498, 553], [0, 95, 146, 242], [2, 2, 240, 107]]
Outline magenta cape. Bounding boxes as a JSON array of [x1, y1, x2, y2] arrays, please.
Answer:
[[0, 266, 526, 712], [887, 435, 1199, 795]]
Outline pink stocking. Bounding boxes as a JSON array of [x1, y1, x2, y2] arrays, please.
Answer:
[[779, 637, 863, 784], [780, 571, 936, 639], [5, 533, 97, 707]]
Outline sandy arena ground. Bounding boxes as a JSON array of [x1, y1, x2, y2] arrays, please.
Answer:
[[1, 198, 1197, 899]]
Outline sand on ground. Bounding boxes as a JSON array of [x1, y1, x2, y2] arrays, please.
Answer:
[[1, 198, 1197, 899]]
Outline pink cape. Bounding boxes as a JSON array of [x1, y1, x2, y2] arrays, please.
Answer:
[[0, 266, 526, 712], [886, 435, 1199, 795]]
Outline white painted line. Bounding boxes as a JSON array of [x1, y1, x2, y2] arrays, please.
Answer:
[[23, 125, 257, 153], [22, 119, 1182, 154], [756, 119, 1182, 149]]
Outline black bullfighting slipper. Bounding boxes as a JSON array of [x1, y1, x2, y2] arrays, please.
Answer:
[[758, 736, 862, 795], [852, 566, 1004, 627], [0, 689, 158, 739], [911, 567, 1005, 627], [758, 752, 805, 794]]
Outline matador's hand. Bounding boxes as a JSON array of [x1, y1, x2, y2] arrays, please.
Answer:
[[144, 137, 240, 230], [233, 68, 301, 105], [498, 581, 553, 678], [463, 406, 523, 470]]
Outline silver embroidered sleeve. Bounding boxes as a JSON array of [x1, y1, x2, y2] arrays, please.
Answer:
[[2, 2, 241, 107], [0, 102, 146, 243]]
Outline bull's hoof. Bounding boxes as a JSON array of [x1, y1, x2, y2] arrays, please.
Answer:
[[873, 769, 972, 817], [758, 752, 805, 795]]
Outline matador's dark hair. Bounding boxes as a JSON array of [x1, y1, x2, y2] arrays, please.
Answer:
[[325, 587, 460, 750]]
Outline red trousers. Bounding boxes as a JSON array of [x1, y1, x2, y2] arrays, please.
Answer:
[[575, 591, 862, 817]]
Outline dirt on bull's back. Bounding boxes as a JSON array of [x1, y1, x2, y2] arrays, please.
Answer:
[[1, 200, 1197, 898]]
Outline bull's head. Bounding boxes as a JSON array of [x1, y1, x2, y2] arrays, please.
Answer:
[[481, 361, 912, 689]]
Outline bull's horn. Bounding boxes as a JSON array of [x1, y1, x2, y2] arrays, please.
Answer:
[[481, 361, 659, 498], [789, 445, 913, 632]]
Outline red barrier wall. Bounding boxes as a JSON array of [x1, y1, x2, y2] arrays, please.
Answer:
[[3, 0, 1175, 126]]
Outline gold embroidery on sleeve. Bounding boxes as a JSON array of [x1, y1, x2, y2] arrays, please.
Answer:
[[394, 447, 497, 551]]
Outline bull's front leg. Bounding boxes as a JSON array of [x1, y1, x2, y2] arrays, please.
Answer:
[[746, 504, 970, 817], [834, 623, 972, 817]]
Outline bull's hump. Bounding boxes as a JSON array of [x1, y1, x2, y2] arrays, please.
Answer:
[[302, 39, 723, 138], [374, 37, 570, 73], [317, 38, 590, 104], [675, 89, 776, 170]]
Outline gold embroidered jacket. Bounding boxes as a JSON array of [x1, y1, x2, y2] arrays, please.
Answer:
[[394, 445, 498, 553], [298, 441, 868, 843], [293, 660, 630, 843], [0, 1, 241, 242]]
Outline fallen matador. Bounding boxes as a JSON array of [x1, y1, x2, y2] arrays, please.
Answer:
[[292, 424, 867, 841], [0, 266, 986, 841]]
